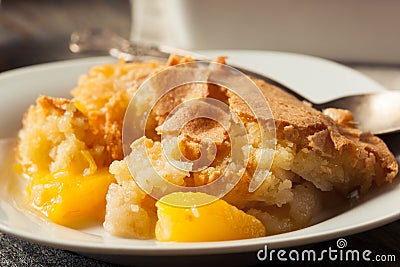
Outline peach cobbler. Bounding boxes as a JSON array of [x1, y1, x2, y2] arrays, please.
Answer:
[[16, 56, 398, 241]]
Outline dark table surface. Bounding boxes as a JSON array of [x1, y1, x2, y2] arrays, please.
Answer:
[[0, 1, 399, 266]]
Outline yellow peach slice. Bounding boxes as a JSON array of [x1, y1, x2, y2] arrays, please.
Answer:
[[27, 169, 114, 228], [155, 192, 266, 241]]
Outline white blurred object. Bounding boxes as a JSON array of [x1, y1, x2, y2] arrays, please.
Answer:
[[130, 0, 400, 64], [130, 0, 189, 47]]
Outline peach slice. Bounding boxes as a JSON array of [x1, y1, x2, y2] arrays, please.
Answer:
[[27, 169, 114, 228], [155, 192, 266, 241]]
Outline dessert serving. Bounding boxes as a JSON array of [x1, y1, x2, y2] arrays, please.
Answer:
[[16, 55, 398, 242]]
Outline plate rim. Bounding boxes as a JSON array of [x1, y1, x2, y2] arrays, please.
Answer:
[[0, 206, 398, 256]]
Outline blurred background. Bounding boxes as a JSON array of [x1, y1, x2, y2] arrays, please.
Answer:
[[1, 0, 400, 89], [2, 0, 400, 72], [131, 0, 400, 64], [0, 0, 130, 71]]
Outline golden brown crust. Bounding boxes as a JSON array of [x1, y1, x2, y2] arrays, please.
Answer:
[[180, 118, 227, 145], [227, 78, 398, 187], [151, 84, 209, 126]]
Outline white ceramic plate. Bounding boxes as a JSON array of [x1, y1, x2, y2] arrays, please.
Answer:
[[0, 51, 399, 260]]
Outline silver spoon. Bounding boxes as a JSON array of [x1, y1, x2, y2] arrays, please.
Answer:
[[69, 29, 400, 135]]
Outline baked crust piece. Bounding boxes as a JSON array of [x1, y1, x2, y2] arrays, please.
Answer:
[[18, 96, 95, 174], [227, 79, 398, 193]]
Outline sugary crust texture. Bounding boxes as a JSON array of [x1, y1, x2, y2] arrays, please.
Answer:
[[227, 79, 398, 191], [18, 96, 103, 175]]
